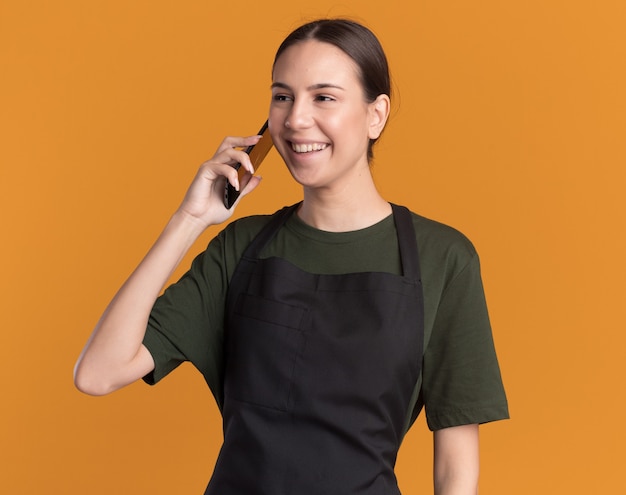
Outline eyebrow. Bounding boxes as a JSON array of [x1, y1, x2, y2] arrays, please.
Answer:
[[271, 82, 346, 91]]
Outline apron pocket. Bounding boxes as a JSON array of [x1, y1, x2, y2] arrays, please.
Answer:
[[225, 292, 308, 412]]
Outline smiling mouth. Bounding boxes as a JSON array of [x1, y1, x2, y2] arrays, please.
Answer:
[[290, 142, 328, 153]]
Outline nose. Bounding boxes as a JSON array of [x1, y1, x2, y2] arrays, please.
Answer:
[[285, 98, 313, 130]]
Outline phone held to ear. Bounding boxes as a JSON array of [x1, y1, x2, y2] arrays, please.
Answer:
[[223, 121, 274, 209]]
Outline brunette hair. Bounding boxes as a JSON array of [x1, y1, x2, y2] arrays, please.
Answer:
[[273, 19, 391, 161]]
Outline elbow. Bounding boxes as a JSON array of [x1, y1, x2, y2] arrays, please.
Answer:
[[73, 345, 153, 395], [73, 360, 115, 396]]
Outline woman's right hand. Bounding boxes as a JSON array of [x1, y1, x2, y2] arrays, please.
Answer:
[[177, 134, 264, 228]]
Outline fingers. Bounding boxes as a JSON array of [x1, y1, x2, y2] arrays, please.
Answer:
[[231, 175, 262, 207], [206, 161, 241, 191], [215, 134, 263, 157], [213, 134, 262, 175]]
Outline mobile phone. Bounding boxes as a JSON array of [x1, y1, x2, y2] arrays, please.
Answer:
[[223, 121, 274, 209]]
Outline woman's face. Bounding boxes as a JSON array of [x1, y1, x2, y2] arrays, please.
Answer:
[[269, 40, 380, 192]]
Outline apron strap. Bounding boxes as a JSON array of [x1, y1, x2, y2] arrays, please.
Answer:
[[390, 204, 422, 282]]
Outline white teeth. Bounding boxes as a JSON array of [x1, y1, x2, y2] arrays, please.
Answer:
[[291, 142, 328, 153]]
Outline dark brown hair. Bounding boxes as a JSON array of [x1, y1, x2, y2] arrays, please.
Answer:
[[273, 19, 391, 161]]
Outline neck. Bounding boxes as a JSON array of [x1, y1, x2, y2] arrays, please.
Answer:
[[299, 177, 391, 232]]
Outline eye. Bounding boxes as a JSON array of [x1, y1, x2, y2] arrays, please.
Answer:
[[315, 94, 335, 102], [272, 93, 293, 102]]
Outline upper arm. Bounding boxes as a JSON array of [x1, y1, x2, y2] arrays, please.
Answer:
[[127, 344, 156, 387], [433, 424, 480, 495]]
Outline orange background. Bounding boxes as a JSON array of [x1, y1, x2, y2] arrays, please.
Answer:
[[1, 0, 625, 493]]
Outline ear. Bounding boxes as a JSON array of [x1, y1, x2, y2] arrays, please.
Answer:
[[367, 94, 391, 140]]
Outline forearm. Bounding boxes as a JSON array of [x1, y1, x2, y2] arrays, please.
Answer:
[[433, 424, 480, 495], [74, 210, 207, 395]]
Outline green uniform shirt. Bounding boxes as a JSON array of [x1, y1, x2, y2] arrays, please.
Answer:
[[143, 207, 509, 432]]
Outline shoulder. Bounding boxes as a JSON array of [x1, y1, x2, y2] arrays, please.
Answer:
[[182, 210, 284, 288], [409, 211, 478, 269], [211, 206, 292, 261], [221, 204, 296, 241], [397, 208, 484, 295], [223, 213, 274, 241]]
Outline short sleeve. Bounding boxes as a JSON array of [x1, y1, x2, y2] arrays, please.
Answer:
[[140, 214, 272, 408], [141, 235, 229, 407], [421, 252, 509, 430]]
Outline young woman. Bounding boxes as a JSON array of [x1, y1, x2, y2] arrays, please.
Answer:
[[75, 19, 508, 495]]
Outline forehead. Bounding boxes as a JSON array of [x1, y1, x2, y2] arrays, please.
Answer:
[[272, 40, 361, 86]]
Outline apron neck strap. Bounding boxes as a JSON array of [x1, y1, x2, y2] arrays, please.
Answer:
[[390, 204, 422, 282]]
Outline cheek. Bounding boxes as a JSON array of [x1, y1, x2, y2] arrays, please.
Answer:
[[268, 98, 291, 116], [329, 109, 371, 146], [268, 107, 283, 139]]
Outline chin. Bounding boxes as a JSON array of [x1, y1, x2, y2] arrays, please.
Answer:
[[282, 165, 322, 190]]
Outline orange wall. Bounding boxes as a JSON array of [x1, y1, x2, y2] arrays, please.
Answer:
[[2, 1, 625, 493]]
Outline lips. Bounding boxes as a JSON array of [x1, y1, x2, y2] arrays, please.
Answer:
[[290, 142, 329, 153]]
